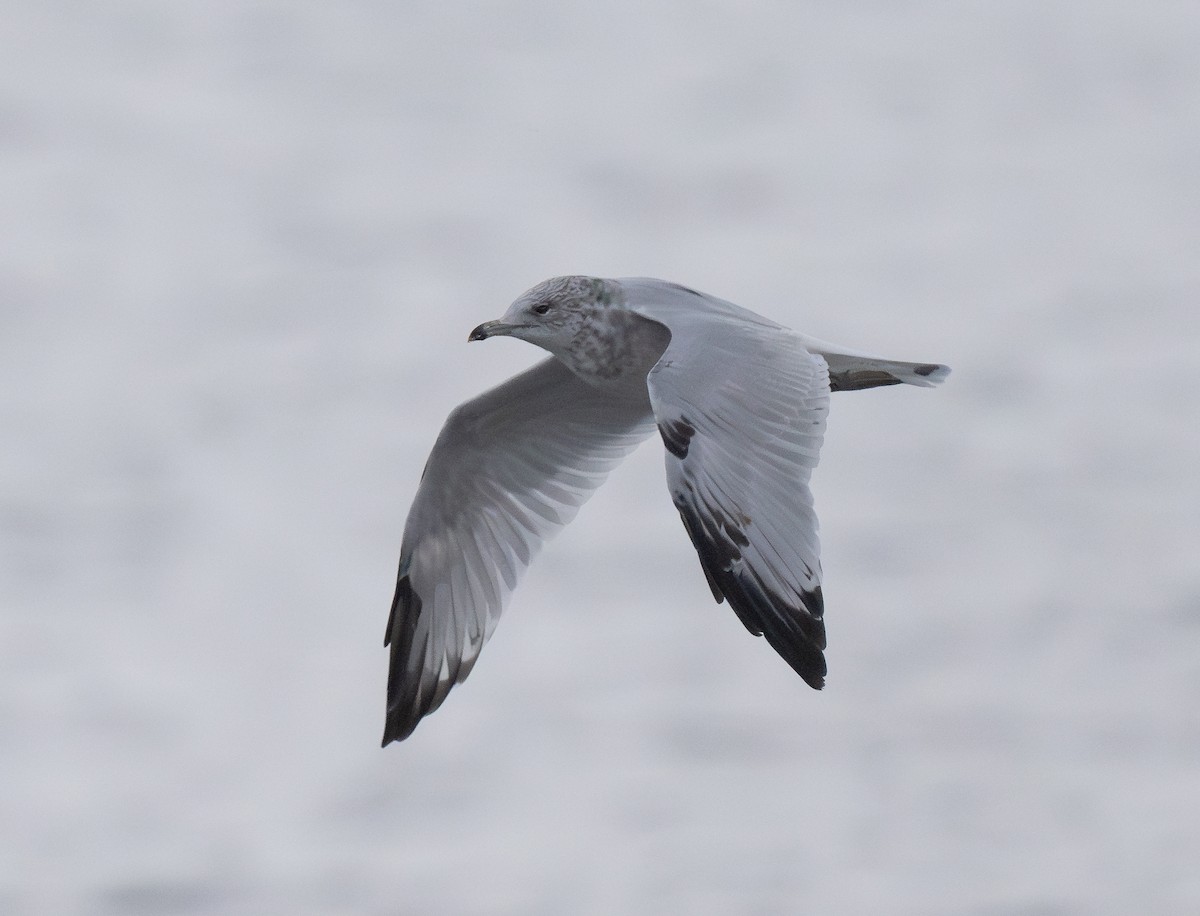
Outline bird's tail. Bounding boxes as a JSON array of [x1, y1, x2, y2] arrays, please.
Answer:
[[799, 335, 951, 392]]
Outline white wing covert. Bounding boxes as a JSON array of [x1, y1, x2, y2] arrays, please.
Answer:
[[384, 357, 655, 744]]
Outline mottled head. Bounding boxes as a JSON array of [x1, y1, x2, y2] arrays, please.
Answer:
[[468, 276, 617, 358]]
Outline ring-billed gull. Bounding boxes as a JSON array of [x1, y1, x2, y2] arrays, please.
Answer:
[[383, 276, 949, 745]]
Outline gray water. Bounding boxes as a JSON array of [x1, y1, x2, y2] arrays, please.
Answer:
[[3, 3, 1199, 913]]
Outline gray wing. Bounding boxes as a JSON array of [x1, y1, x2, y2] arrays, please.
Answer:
[[384, 357, 656, 744], [617, 277, 951, 390], [646, 319, 832, 688]]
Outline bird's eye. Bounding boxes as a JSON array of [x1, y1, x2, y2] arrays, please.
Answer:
[[532, 303, 551, 315]]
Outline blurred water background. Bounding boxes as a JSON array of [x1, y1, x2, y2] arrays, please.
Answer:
[[3, 2, 1199, 913]]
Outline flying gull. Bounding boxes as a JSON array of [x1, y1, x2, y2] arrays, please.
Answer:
[[383, 276, 948, 744]]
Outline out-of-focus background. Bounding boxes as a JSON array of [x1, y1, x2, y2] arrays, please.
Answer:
[[3, 2, 1198, 914]]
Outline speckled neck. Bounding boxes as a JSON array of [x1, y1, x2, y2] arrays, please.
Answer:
[[560, 305, 671, 401]]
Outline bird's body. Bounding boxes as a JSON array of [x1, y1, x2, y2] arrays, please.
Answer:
[[383, 276, 948, 745]]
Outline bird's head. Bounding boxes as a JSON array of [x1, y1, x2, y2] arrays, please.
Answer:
[[468, 276, 616, 357]]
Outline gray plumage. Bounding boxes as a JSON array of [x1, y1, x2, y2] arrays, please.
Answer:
[[383, 276, 949, 745]]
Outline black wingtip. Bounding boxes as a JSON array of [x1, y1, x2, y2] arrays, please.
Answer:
[[785, 585, 827, 689], [381, 717, 405, 747], [792, 640, 828, 690], [673, 500, 829, 690], [382, 703, 423, 746], [381, 722, 414, 747], [382, 574, 425, 748]]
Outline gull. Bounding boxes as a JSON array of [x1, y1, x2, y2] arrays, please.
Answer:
[[383, 276, 948, 745]]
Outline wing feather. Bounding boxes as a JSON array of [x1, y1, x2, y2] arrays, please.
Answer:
[[383, 357, 655, 744], [643, 316, 833, 689]]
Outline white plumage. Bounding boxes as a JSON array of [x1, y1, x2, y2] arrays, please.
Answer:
[[383, 276, 949, 744]]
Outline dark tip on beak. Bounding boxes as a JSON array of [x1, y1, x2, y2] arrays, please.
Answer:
[[469, 319, 514, 342]]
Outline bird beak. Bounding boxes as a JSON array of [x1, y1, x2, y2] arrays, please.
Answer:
[[468, 320, 515, 342]]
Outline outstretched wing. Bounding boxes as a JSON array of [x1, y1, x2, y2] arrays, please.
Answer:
[[384, 357, 656, 744], [645, 319, 832, 688]]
